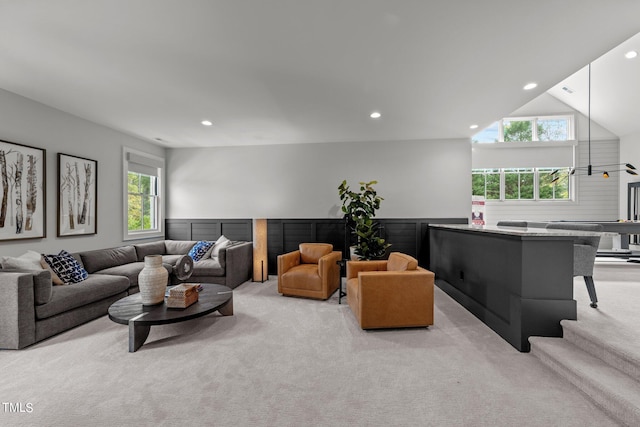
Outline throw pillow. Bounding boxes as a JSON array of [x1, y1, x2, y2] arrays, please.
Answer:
[[210, 235, 230, 258], [1, 250, 44, 270], [39, 258, 65, 286], [42, 250, 89, 284], [188, 240, 215, 261]]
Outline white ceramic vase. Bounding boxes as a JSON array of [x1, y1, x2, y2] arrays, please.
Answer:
[[138, 255, 168, 306]]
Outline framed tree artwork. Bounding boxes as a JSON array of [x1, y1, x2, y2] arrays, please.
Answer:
[[58, 153, 97, 237], [0, 139, 47, 241]]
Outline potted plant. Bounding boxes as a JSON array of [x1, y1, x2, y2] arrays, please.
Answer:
[[338, 180, 390, 260]]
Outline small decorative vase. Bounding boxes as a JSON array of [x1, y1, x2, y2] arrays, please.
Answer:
[[138, 255, 168, 306]]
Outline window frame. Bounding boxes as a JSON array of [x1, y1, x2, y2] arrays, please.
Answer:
[[122, 147, 165, 241], [472, 167, 573, 202], [473, 114, 574, 143]]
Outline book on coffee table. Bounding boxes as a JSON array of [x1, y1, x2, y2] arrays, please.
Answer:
[[166, 283, 199, 308]]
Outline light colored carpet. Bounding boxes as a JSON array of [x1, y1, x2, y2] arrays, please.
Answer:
[[0, 269, 629, 427]]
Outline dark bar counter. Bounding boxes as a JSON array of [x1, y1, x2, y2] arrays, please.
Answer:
[[428, 224, 600, 351]]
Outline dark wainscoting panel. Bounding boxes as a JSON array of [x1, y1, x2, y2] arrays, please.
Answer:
[[266, 217, 467, 275], [165, 219, 253, 242], [166, 217, 467, 275]]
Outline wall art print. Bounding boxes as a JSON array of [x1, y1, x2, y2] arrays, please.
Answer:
[[0, 139, 46, 241], [58, 153, 97, 237]]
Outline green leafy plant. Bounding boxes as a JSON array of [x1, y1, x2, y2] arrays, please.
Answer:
[[338, 180, 390, 260]]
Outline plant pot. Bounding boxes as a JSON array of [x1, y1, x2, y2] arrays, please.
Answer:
[[138, 255, 169, 306]]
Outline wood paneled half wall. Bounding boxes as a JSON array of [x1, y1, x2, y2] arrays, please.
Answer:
[[166, 218, 467, 275]]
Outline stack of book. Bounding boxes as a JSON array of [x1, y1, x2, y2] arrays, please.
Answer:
[[166, 284, 199, 308]]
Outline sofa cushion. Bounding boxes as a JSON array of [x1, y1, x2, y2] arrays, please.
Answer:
[[79, 245, 137, 274], [188, 240, 215, 261], [35, 274, 130, 320], [162, 254, 184, 265], [299, 243, 333, 264], [39, 258, 64, 285], [1, 250, 43, 270], [191, 258, 224, 277], [387, 253, 418, 271], [210, 235, 230, 258], [43, 250, 89, 284], [94, 262, 146, 287], [165, 240, 197, 255], [134, 241, 167, 262]]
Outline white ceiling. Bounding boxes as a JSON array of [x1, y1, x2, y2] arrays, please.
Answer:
[[1, 1, 639, 148], [549, 32, 640, 138]]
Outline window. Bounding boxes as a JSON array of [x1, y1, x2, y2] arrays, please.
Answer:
[[123, 148, 164, 240], [538, 118, 569, 141], [473, 115, 573, 143], [539, 168, 570, 200], [472, 168, 500, 200], [504, 168, 534, 200], [473, 121, 500, 143], [503, 119, 533, 142], [472, 167, 571, 201], [128, 172, 158, 232]]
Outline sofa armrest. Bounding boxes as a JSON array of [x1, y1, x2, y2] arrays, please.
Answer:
[[346, 260, 387, 280], [0, 272, 37, 349], [221, 241, 253, 288]]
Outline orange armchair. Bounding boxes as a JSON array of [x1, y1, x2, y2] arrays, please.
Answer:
[[346, 252, 434, 329], [277, 243, 342, 300]]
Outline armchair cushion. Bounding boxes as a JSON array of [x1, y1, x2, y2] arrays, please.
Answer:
[[387, 252, 418, 271], [278, 244, 341, 300], [299, 243, 332, 264]]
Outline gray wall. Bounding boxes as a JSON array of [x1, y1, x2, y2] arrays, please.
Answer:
[[166, 138, 471, 220], [0, 89, 165, 257]]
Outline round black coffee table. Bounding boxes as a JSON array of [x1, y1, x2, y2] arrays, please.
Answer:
[[108, 283, 233, 352]]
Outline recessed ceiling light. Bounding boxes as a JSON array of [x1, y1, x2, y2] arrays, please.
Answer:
[[625, 50, 638, 59], [370, 111, 381, 119], [201, 120, 213, 126], [470, 124, 479, 130], [523, 82, 537, 90]]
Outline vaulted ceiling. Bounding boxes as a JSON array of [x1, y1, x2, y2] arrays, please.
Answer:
[[1, 1, 639, 147]]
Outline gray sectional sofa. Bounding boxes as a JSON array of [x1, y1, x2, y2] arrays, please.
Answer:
[[0, 239, 253, 349]]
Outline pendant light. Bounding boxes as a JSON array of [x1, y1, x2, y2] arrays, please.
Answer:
[[551, 63, 636, 183]]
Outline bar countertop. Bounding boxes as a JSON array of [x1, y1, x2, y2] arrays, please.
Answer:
[[428, 223, 602, 238]]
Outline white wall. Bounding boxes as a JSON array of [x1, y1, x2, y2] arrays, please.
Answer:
[[0, 89, 165, 257], [167, 139, 471, 220], [475, 93, 620, 225]]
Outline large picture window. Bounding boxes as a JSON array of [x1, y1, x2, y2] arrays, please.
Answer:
[[472, 167, 571, 201], [473, 115, 573, 143], [123, 148, 164, 240]]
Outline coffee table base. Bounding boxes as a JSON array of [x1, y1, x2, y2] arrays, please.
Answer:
[[129, 314, 151, 353]]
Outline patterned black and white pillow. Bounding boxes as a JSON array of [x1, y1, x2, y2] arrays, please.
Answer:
[[188, 240, 214, 261], [42, 250, 89, 284]]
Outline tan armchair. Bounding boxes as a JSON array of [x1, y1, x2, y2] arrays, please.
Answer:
[[277, 243, 342, 300], [346, 252, 434, 329]]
